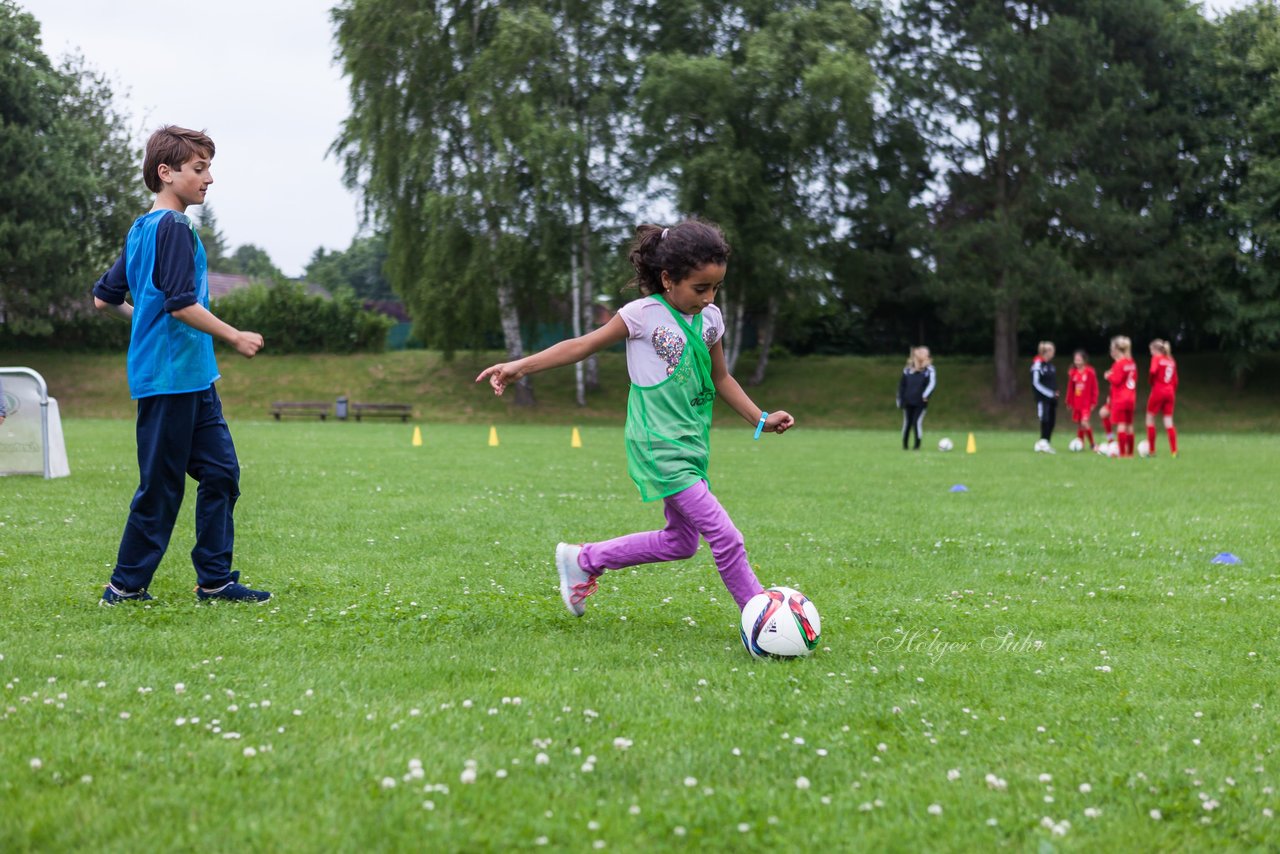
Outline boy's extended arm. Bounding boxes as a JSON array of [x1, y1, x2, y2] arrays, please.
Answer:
[[477, 314, 628, 394], [709, 340, 794, 434], [171, 304, 264, 358], [94, 297, 134, 320]]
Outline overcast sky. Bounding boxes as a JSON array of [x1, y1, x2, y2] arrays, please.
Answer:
[[20, 0, 1260, 278], [23, 0, 361, 278]]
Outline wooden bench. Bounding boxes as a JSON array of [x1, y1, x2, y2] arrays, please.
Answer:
[[270, 401, 331, 420], [352, 402, 412, 422]]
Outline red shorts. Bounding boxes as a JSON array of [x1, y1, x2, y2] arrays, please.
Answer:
[[1070, 407, 1092, 424], [1109, 400, 1135, 424], [1147, 391, 1175, 416]]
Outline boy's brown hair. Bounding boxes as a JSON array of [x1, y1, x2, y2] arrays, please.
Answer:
[[142, 125, 215, 193]]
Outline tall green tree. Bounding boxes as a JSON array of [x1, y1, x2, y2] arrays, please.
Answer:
[[305, 234, 393, 301], [194, 205, 230, 271], [636, 0, 879, 382], [891, 0, 1205, 401], [336, 0, 580, 405], [227, 244, 283, 280], [1195, 3, 1280, 383], [0, 3, 143, 334]]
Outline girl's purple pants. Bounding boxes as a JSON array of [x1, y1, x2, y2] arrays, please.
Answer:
[[578, 479, 764, 609]]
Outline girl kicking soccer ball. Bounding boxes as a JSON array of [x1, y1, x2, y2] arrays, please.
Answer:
[[476, 220, 794, 615]]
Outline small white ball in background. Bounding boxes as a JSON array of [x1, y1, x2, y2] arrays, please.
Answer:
[[1137, 439, 1151, 457], [1068, 438, 1084, 453], [937, 437, 953, 452]]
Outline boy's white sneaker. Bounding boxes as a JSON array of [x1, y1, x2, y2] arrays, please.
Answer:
[[555, 543, 595, 617]]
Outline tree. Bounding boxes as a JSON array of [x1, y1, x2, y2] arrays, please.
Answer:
[[890, 0, 1207, 401], [636, 0, 879, 382], [1193, 3, 1280, 383], [334, 0, 575, 405], [0, 3, 143, 334], [227, 244, 283, 280], [305, 234, 393, 301], [194, 205, 230, 271]]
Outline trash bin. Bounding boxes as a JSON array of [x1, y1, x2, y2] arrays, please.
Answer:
[[336, 395, 349, 420]]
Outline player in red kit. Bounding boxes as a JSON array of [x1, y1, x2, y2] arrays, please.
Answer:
[[1066, 350, 1098, 450], [1146, 338, 1179, 457], [1103, 335, 1138, 457]]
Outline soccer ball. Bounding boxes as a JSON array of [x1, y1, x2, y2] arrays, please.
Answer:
[[740, 587, 821, 659], [1034, 438, 1050, 453], [1137, 439, 1151, 457], [1105, 442, 1121, 458], [1068, 438, 1084, 453], [938, 437, 953, 452]]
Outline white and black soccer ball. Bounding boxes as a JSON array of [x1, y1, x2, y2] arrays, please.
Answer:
[[1034, 438, 1051, 453], [740, 587, 821, 659], [1105, 442, 1121, 458], [1068, 438, 1084, 453], [1137, 439, 1151, 458], [937, 437, 953, 452]]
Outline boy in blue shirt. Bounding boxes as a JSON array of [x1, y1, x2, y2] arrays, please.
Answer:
[[93, 125, 270, 604]]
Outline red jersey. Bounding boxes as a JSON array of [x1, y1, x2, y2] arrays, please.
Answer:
[[1066, 365, 1098, 410], [1150, 355, 1178, 394], [1105, 358, 1137, 405]]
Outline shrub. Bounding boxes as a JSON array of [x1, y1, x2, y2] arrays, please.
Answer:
[[212, 282, 392, 354]]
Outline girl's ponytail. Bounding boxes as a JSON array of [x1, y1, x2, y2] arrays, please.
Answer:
[[627, 225, 666, 295], [626, 219, 731, 296]]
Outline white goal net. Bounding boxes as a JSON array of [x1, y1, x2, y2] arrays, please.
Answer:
[[0, 367, 70, 478]]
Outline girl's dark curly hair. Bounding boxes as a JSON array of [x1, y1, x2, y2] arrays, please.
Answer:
[[627, 219, 731, 296]]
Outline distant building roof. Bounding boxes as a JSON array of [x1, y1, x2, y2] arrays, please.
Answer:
[[207, 273, 329, 301], [208, 272, 253, 300]]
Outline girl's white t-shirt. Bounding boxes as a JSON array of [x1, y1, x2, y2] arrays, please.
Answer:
[[616, 296, 724, 386]]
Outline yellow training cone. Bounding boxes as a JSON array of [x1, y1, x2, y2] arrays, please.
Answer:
[[571, 427, 583, 448], [412, 426, 423, 447], [488, 426, 500, 447], [966, 432, 976, 454]]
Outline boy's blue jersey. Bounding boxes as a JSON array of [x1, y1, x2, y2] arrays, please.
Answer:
[[92, 210, 220, 399]]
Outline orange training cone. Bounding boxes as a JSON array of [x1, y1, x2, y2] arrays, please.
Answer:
[[571, 427, 583, 448], [488, 426, 499, 447], [966, 432, 976, 454], [412, 426, 423, 447]]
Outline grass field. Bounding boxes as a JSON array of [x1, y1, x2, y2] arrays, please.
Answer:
[[2, 420, 1279, 851], [10, 348, 1280, 432]]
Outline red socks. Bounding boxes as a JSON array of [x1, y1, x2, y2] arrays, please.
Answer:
[[1085, 428, 1094, 447], [1147, 425, 1157, 454], [1168, 427, 1177, 455]]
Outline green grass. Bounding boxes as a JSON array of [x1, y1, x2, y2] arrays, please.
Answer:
[[2, 421, 1278, 851], [10, 348, 1280, 431]]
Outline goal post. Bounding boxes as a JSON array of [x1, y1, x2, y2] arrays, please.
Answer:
[[0, 367, 70, 479]]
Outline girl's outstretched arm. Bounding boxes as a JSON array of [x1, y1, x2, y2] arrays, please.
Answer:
[[709, 340, 795, 434], [476, 314, 629, 396]]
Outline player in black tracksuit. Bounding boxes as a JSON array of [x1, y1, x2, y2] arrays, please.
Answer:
[[897, 347, 936, 450], [1031, 341, 1058, 447]]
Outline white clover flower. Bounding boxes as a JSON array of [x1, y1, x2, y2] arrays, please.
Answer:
[[460, 768, 477, 784], [928, 804, 943, 816], [536, 753, 550, 766], [243, 747, 257, 758], [29, 758, 42, 770], [1150, 809, 1163, 820], [380, 777, 396, 789], [947, 769, 961, 782], [1084, 807, 1101, 819], [683, 777, 697, 787], [795, 776, 811, 790]]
